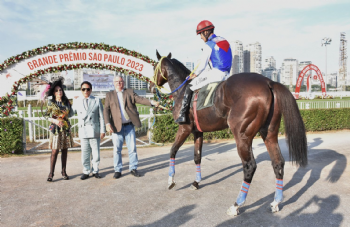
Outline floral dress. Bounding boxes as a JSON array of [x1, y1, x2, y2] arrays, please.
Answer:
[[44, 100, 74, 150]]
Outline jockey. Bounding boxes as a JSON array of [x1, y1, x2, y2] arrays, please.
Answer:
[[175, 20, 233, 123]]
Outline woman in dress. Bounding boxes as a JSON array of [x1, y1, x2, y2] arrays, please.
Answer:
[[42, 78, 74, 182]]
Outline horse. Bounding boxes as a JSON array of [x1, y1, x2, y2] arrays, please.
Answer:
[[151, 51, 308, 216]]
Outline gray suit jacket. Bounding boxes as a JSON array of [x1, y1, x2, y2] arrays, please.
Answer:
[[72, 95, 106, 139], [103, 88, 152, 132]]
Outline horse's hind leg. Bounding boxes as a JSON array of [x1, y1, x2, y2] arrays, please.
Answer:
[[260, 111, 285, 212], [168, 125, 192, 190], [227, 133, 257, 216], [190, 131, 203, 190]]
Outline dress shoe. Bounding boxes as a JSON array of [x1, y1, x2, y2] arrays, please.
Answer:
[[130, 169, 140, 177], [80, 174, 89, 180], [93, 173, 101, 178], [113, 172, 121, 179], [47, 173, 54, 182]]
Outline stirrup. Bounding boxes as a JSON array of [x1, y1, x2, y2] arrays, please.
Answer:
[[175, 115, 186, 123]]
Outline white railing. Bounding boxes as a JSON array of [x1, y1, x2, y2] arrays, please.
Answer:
[[18, 105, 155, 153], [297, 100, 350, 109]]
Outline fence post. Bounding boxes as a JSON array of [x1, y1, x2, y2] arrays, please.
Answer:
[[28, 104, 33, 142], [148, 108, 153, 145], [19, 111, 26, 154]]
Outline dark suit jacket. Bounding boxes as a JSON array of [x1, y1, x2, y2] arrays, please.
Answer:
[[103, 89, 152, 132]]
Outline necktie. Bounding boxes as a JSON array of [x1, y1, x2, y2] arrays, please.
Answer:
[[85, 98, 88, 110]]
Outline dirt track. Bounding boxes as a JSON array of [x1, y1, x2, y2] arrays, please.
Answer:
[[1, 131, 349, 227]]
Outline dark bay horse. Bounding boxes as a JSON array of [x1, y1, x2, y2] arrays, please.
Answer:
[[152, 51, 307, 216]]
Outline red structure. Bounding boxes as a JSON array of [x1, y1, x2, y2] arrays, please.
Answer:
[[294, 64, 326, 99]]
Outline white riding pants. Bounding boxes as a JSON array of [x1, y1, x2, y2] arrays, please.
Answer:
[[189, 68, 230, 91]]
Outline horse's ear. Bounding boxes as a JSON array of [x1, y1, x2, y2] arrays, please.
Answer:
[[167, 53, 172, 59], [156, 50, 161, 60]]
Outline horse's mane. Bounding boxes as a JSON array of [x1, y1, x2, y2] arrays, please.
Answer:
[[169, 58, 191, 79]]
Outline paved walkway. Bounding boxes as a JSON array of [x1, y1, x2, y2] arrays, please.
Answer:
[[1, 131, 350, 227]]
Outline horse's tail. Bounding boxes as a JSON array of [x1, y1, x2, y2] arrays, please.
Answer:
[[271, 82, 308, 167]]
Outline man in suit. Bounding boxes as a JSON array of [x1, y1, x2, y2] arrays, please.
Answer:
[[103, 75, 159, 179], [72, 81, 106, 180]]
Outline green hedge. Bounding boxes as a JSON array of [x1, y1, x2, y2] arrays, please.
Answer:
[[0, 117, 23, 155], [151, 108, 350, 143]]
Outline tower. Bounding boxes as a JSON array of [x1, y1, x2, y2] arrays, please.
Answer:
[[339, 32, 347, 91]]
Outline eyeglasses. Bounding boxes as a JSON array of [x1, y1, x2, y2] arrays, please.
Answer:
[[81, 88, 91, 92], [114, 81, 124, 83]]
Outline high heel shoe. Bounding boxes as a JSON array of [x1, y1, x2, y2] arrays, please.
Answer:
[[47, 173, 54, 182], [61, 171, 69, 180]]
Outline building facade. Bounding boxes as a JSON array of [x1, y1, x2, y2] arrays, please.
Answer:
[[184, 61, 194, 71], [262, 56, 276, 70], [280, 58, 299, 86], [261, 56, 278, 82], [230, 40, 244, 75], [243, 42, 262, 74]]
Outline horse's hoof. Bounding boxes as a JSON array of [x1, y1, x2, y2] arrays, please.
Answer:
[[227, 205, 239, 216], [270, 201, 280, 213], [190, 181, 199, 190], [168, 181, 176, 190]]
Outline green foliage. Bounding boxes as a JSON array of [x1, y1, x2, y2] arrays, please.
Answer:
[[300, 109, 350, 131], [151, 115, 178, 143], [151, 108, 350, 143], [0, 117, 23, 154], [151, 114, 234, 143]]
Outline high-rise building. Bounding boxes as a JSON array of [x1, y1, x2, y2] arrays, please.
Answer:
[[127, 75, 148, 90], [262, 56, 278, 81], [329, 72, 337, 87], [230, 40, 244, 75], [262, 56, 276, 70], [280, 58, 299, 87], [262, 67, 278, 81], [339, 32, 347, 90], [243, 42, 262, 74], [184, 61, 194, 71]]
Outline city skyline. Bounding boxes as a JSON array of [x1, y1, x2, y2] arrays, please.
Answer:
[[0, 0, 349, 81]]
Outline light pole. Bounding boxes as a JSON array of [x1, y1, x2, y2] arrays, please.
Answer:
[[322, 37, 332, 92]]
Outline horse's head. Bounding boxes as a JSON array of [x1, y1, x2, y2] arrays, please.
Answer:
[[151, 50, 172, 93]]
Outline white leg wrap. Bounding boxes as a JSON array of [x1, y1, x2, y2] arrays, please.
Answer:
[[227, 204, 240, 216], [167, 176, 176, 190], [270, 200, 280, 213]]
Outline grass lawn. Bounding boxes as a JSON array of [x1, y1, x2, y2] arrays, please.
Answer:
[[296, 97, 350, 103]]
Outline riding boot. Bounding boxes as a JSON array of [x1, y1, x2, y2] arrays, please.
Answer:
[[175, 86, 193, 123]]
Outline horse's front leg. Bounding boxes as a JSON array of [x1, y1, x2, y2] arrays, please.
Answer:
[[190, 131, 203, 190], [168, 125, 192, 190]]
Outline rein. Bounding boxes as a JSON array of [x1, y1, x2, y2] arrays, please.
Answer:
[[153, 56, 198, 95]]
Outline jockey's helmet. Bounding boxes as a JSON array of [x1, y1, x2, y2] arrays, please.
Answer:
[[196, 20, 215, 35]]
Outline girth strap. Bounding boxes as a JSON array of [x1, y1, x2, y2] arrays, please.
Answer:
[[193, 92, 203, 132]]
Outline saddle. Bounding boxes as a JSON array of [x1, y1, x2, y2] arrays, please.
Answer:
[[190, 82, 221, 111]]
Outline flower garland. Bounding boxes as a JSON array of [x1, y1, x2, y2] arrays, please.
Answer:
[[0, 42, 156, 71], [152, 93, 174, 114], [0, 65, 175, 116], [0, 43, 177, 117]]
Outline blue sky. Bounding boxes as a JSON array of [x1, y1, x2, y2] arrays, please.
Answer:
[[0, 0, 349, 74]]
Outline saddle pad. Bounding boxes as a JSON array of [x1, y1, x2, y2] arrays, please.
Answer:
[[191, 82, 221, 111]]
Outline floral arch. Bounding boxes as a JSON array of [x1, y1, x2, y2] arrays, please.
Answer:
[[0, 42, 169, 116]]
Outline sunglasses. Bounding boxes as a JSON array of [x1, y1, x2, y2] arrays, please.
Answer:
[[81, 88, 91, 92]]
